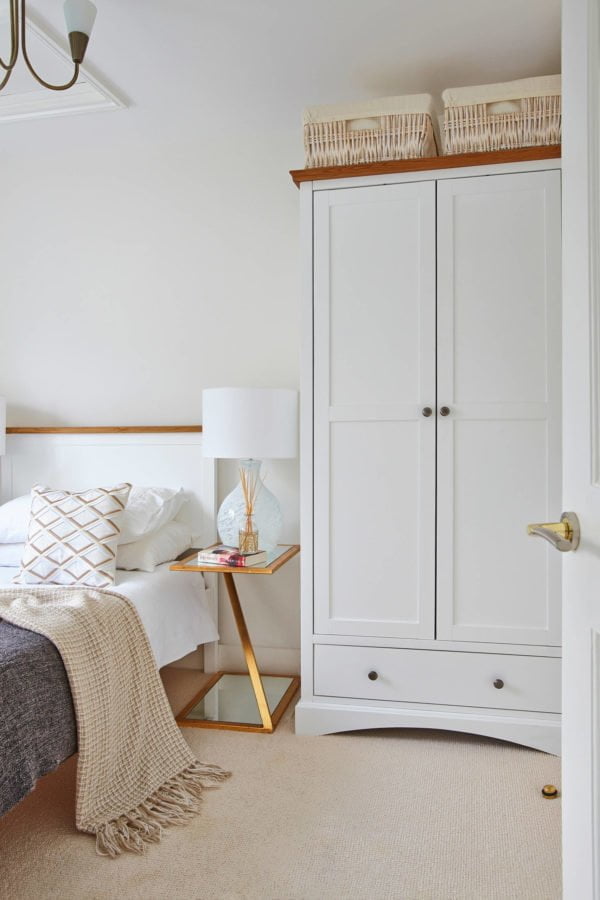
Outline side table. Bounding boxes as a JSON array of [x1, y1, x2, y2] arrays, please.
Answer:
[[170, 544, 300, 733]]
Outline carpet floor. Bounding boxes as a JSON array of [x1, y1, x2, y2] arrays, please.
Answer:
[[0, 668, 561, 900]]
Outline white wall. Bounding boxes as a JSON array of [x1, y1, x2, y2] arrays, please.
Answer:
[[0, 0, 560, 670]]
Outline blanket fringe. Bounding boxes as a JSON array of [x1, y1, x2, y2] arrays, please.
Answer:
[[93, 761, 231, 858]]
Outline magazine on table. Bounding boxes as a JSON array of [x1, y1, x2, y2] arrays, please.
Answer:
[[197, 545, 268, 567]]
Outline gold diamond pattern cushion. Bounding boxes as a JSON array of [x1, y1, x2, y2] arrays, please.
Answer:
[[16, 483, 131, 588]]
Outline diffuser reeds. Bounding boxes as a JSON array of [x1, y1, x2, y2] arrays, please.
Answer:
[[239, 464, 261, 553]]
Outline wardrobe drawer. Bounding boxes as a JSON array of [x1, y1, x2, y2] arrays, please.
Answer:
[[313, 645, 561, 713]]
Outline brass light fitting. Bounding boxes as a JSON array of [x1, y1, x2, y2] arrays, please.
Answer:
[[0, 0, 97, 92]]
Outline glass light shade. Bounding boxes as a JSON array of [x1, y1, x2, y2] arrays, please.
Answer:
[[202, 388, 298, 459], [0, 397, 5, 456], [217, 459, 282, 553], [63, 0, 97, 37]]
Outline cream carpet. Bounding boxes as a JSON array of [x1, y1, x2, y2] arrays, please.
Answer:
[[0, 668, 561, 900]]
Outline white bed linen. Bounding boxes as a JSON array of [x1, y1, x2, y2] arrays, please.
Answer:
[[0, 564, 218, 669]]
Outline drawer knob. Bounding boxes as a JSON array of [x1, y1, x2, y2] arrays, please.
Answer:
[[422, 406, 433, 417], [368, 670, 379, 681], [493, 678, 504, 689], [440, 406, 451, 417]]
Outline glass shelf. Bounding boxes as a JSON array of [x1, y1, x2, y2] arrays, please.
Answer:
[[177, 672, 300, 732]]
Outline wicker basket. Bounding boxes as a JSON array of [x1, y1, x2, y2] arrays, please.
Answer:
[[303, 94, 438, 168], [442, 75, 561, 155]]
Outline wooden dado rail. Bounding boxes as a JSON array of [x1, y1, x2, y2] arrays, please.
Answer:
[[6, 426, 203, 434]]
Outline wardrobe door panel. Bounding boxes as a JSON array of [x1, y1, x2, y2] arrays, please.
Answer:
[[314, 182, 436, 638], [436, 170, 562, 645]]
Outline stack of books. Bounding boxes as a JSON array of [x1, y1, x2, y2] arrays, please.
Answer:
[[197, 544, 268, 567]]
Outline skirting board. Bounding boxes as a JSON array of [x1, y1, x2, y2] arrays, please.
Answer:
[[294, 700, 561, 756], [218, 643, 300, 676]]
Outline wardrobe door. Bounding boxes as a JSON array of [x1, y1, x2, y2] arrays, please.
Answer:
[[436, 170, 562, 646], [313, 181, 436, 638]]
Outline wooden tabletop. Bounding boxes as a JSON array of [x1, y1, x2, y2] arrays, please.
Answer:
[[170, 544, 300, 575]]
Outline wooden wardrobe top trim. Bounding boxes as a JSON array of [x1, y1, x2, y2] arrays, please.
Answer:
[[290, 145, 561, 187], [6, 426, 203, 434]]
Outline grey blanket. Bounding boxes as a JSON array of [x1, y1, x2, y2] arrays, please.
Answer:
[[0, 620, 76, 817]]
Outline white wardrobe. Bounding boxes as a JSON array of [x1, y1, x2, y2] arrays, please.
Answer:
[[296, 158, 562, 754]]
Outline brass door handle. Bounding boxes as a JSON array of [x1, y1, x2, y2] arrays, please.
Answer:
[[527, 512, 580, 552]]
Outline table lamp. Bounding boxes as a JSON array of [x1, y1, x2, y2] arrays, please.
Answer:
[[202, 388, 298, 553]]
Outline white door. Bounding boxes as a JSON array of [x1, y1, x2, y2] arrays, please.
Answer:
[[313, 181, 436, 638], [436, 170, 562, 646], [561, 0, 600, 896]]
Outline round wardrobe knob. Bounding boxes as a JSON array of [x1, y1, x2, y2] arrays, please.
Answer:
[[422, 406, 433, 417], [493, 678, 504, 690], [368, 670, 379, 681], [440, 406, 451, 417]]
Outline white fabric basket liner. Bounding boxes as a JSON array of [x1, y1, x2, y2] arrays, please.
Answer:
[[442, 75, 561, 109], [303, 93, 436, 125]]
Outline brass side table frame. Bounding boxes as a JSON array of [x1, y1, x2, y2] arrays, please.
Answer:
[[170, 544, 300, 733]]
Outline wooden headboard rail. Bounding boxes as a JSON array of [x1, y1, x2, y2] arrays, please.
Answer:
[[6, 426, 202, 434]]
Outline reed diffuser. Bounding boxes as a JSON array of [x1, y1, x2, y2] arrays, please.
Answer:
[[238, 462, 261, 553]]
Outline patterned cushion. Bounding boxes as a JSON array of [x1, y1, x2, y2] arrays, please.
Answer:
[[16, 483, 131, 588]]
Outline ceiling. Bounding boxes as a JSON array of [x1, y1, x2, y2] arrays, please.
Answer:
[[0, 0, 560, 164]]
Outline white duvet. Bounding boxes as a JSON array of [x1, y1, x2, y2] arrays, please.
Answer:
[[0, 564, 218, 669]]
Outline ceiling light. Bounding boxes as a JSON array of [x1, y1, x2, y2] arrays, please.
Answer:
[[0, 0, 97, 92]]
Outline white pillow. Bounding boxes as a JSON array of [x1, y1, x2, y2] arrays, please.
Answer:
[[116, 520, 192, 573], [0, 486, 187, 547], [0, 522, 192, 573], [0, 543, 25, 567], [0, 495, 31, 544], [16, 483, 131, 588], [118, 486, 187, 544]]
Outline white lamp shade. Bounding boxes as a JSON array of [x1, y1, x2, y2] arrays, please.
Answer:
[[202, 388, 298, 459], [64, 0, 97, 36], [0, 397, 5, 456]]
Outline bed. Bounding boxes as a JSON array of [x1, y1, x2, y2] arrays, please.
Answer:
[[0, 564, 217, 670], [0, 427, 218, 818]]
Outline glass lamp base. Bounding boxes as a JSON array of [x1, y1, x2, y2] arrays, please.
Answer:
[[217, 459, 282, 553]]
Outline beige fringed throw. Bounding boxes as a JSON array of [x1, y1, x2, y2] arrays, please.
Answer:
[[0, 586, 230, 856]]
